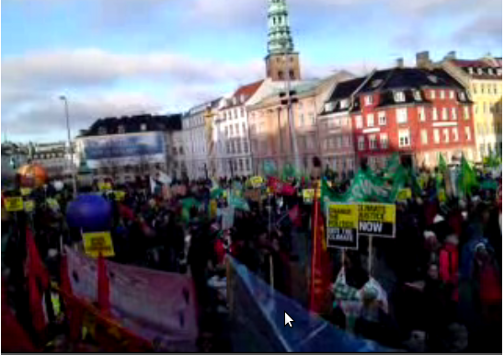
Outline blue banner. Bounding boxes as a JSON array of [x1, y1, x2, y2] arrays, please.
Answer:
[[227, 257, 391, 352]]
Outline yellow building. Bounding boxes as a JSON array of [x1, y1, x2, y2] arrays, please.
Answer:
[[441, 54, 502, 161]]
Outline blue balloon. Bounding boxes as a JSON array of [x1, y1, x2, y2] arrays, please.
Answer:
[[66, 194, 112, 232]]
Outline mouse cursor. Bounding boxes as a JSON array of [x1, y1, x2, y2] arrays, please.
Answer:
[[284, 312, 294, 327]]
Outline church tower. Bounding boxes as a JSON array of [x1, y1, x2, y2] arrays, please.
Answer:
[[265, 0, 301, 81]]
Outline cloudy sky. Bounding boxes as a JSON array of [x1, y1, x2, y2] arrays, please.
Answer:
[[2, 0, 502, 143]]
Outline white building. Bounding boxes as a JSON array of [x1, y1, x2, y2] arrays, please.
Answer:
[[31, 142, 76, 181], [182, 98, 221, 179], [213, 81, 264, 178]]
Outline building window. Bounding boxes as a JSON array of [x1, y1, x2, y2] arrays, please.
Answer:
[[307, 136, 315, 150], [322, 139, 328, 151], [421, 129, 428, 145], [229, 125, 234, 136], [434, 129, 440, 143], [309, 113, 316, 125], [463, 106, 470, 120], [465, 126, 471, 141], [481, 83, 485, 94], [394, 91, 405, 102], [413, 90, 422, 101], [483, 102, 487, 114], [238, 159, 243, 172], [432, 108, 438, 121], [355, 115, 363, 129], [141, 123, 147, 131], [443, 128, 450, 143], [299, 114, 305, 127], [380, 134, 388, 149], [367, 113, 374, 127], [430, 90, 436, 99], [325, 102, 336, 112], [343, 135, 350, 147], [451, 107, 457, 120], [418, 107, 426, 122], [493, 84, 498, 95], [396, 108, 408, 124], [340, 99, 349, 109], [378, 112, 386, 126], [335, 136, 342, 149], [449, 91, 454, 99], [398, 129, 410, 147], [364, 95, 374, 106], [459, 92, 466, 101], [472, 84, 477, 94], [358, 136, 365, 151], [442, 107, 448, 120], [452, 128, 459, 142], [240, 107, 245, 117]]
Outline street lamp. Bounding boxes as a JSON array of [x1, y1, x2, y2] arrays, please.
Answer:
[[59, 95, 78, 197]]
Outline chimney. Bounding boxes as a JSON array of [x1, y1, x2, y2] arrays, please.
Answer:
[[416, 51, 431, 69], [396, 58, 404, 68]]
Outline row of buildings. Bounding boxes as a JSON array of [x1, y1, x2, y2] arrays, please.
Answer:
[[4, 0, 501, 183]]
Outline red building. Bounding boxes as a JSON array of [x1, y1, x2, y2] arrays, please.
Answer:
[[321, 64, 476, 170]]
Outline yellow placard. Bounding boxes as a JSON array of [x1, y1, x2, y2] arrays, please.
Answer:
[[209, 200, 217, 219], [302, 188, 321, 203], [98, 182, 112, 191], [82, 231, 115, 258], [326, 203, 359, 250], [327, 204, 359, 229], [396, 188, 412, 202], [46, 198, 60, 209], [4, 197, 24, 212], [358, 203, 396, 238], [24, 200, 35, 212], [438, 189, 447, 203], [20, 188, 32, 196], [114, 191, 126, 201], [249, 176, 264, 188]]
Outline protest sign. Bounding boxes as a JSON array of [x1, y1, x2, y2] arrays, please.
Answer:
[[24, 200, 35, 212], [357, 203, 396, 238], [20, 187, 32, 196], [249, 176, 264, 188], [396, 188, 412, 202], [114, 191, 126, 201], [82, 232, 115, 258], [326, 203, 359, 250], [4, 197, 24, 212], [302, 189, 321, 204]]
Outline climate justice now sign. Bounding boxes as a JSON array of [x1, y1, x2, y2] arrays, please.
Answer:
[[357, 203, 396, 238]]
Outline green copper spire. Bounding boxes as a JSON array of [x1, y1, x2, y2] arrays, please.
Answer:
[[267, 0, 294, 55]]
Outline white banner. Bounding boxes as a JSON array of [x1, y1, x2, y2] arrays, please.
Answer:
[[65, 247, 198, 351]]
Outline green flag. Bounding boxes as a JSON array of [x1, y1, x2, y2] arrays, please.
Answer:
[[458, 155, 478, 197], [263, 160, 277, 177], [438, 153, 448, 174], [282, 163, 296, 180], [227, 191, 250, 211]]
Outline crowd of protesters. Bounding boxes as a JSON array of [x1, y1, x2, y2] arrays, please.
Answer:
[[1, 158, 502, 352]]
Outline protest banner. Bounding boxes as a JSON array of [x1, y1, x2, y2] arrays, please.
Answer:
[[98, 182, 113, 191], [82, 232, 115, 258], [357, 203, 396, 238], [114, 191, 126, 201], [4, 196, 24, 212], [326, 203, 359, 250], [65, 248, 198, 351]]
